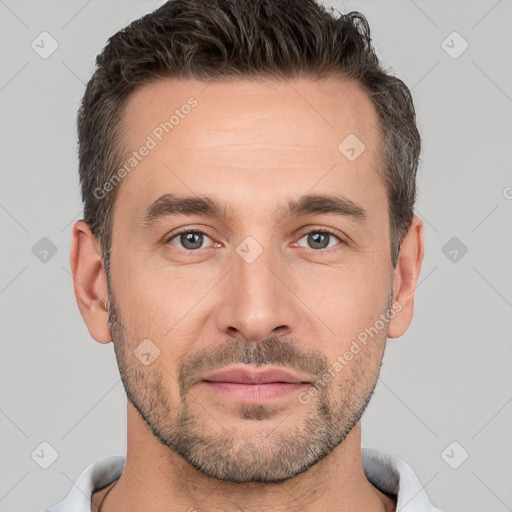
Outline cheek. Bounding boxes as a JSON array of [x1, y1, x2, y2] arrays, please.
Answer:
[[293, 259, 391, 336], [114, 246, 197, 313], [113, 254, 221, 356]]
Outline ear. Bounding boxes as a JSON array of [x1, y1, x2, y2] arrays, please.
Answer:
[[387, 215, 424, 339], [70, 220, 112, 344]]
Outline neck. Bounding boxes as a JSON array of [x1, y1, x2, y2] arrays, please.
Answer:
[[98, 403, 396, 512]]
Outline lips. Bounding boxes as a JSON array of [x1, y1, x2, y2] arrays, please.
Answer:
[[199, 366, 312, 403], [201, 367, 311, 385]]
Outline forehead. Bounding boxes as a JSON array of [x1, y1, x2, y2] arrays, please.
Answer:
[[114, 76, 384, 223]]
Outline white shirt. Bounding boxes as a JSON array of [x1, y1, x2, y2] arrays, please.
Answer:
[[43, 447, 442, 511]]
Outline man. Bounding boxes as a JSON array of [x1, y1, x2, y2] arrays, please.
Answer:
[[46, 0, 442, 510]]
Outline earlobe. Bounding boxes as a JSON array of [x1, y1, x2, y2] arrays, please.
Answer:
[[387, 215, 424, 339], [70, 220, 112, 344]]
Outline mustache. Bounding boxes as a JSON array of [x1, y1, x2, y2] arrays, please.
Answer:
[[178, 336, 328, 395]]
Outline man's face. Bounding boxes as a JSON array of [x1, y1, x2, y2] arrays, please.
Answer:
[[107, 77, 394, 483]]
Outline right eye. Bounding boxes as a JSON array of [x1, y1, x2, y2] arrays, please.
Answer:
[[165, 229, 215, 251]]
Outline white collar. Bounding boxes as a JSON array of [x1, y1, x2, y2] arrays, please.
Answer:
[[45, 448, 442, 511]]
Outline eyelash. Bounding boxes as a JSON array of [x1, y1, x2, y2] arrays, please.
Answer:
[[164, 227, 344, 252]]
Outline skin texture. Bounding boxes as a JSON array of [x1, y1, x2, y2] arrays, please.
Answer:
[[71, 77, 424, 512]]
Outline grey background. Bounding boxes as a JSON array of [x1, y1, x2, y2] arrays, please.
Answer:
[[1, 0, 511, 510]]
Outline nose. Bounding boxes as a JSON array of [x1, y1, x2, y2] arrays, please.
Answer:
[[215, 242, 298, 342]]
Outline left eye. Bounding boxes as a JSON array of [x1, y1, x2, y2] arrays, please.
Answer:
[[296, 231, 341, 250], [167, 230, 214, 250]]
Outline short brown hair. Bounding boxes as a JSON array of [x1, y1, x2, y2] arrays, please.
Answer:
[[77, 0, 421, 272]]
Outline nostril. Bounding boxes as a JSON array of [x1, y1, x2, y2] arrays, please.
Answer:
[[272, 325, 291, 337]]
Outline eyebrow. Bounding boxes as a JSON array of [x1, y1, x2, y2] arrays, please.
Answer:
[[140, 192, 367, 229]]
